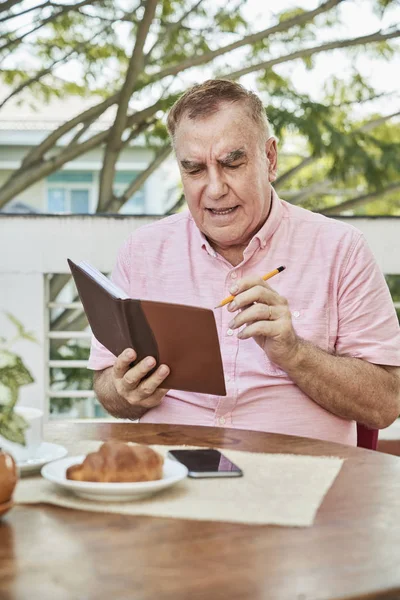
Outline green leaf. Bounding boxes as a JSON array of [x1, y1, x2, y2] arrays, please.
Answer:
[[3, 312, 38, 346], [302, 55, 314, 70], [277, 7, 307, 23], [5, 312, 25, 336], [0, 350, 17, 370], [20, 332, 39, 344], [0, 382, 12, 406], [0, 412, 28, 445], [0, 355, 34, 387]]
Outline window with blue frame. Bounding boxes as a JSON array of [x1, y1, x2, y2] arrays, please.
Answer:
[[47, 172, 92, 214], [46, 170, 146, 214]]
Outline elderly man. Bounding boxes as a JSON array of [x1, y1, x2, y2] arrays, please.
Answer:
[[89, 79, 400, 445]]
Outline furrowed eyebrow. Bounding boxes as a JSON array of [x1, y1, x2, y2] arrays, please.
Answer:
[[180, 149, 247, 170], [180, 160, 203, 170], [218, 149, 247, 165]]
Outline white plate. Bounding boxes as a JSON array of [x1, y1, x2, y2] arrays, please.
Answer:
[[41, 455, 188, 502], [17, 442, 68, 474]]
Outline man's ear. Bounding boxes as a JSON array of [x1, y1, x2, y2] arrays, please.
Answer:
[[265, 137, 278, 182]]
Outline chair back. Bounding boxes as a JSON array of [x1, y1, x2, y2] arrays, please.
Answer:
[[357, 423, 378, 450]]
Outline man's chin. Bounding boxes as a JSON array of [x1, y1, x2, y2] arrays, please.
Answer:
[[207, 231, 246, 250]]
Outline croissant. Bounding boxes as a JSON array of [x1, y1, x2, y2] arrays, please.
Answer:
[[66, 441, 164, 483]]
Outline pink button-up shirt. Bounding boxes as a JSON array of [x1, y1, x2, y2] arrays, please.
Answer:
[[88, 191, 400, 445]]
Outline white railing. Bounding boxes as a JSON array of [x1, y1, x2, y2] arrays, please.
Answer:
[[1, 213, 399, 418]]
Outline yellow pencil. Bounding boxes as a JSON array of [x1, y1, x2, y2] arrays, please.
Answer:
[[214, 265, 286, 309]]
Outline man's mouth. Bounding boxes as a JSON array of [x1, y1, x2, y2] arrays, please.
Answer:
[[207, 206, 238, 215]]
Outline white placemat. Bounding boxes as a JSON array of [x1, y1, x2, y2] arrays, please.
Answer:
[[14, 440, 344, 527]]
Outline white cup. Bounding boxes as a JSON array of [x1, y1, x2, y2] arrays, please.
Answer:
[[0, 406, 43, 462]]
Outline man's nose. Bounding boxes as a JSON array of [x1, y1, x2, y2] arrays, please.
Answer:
[[206, 168, 228, 200]]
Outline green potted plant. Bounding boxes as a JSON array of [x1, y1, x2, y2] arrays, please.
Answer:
[[0, 313, 36, 446]]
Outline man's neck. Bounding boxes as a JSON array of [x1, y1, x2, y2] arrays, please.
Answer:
[[210, 243, 246, 267]]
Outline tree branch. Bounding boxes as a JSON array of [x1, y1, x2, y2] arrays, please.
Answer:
[[0, 129, 107, 209], [0, 0, 97, 55], [275, 109, 400, 190], [320, 182, 400, 214], [360, 110, 400, 131], [285, 179, 332, 205], [0, 49, 76, 110], [0, 98, 165, 208], [166, 191, 185, 215], [50, 300, 83, 332], [1, 0, 397, 211], [275, 156, 316, 190], [151, 0, 344, 81], [121, 117, 156, 149], [0, 0, 52, 23], [0, 23, 111, 110], [67, 116, 98, 147], [225, 27, 400, 80], [145, 0, 206, 65], [102, 144, 172, 213], [50, 273, 71, 302], [20, 93, 120, 170], [76, 3, 141, 25], [0, 0, 24, 14], [98, 0, 159, 211]]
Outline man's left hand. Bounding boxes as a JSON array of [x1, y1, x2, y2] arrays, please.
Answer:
[[227, 275, 300, 369]]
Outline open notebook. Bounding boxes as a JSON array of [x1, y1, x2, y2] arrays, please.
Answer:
[[68, 259, 226, 396]]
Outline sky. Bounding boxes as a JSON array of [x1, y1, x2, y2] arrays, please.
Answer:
[[2, 0, 399, 121], [239, 0, 400, 116]]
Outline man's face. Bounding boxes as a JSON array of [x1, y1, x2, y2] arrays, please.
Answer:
[[174, 102, 277, 253]]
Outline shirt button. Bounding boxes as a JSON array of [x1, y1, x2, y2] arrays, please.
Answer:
[[231, 272, 238, 279], [292, 311, 300, 318], [227, 328, 234, 336], [226, 375, 231, 382], [218, 417, 226, 425]]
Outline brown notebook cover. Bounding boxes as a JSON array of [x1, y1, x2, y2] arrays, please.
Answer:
[[68, 259, 226, 396]]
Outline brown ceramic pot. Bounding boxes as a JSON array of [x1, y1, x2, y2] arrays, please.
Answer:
[[0, 448, 18, 506]]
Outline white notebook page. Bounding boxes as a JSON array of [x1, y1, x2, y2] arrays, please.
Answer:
[[78, 261, 129, 299]]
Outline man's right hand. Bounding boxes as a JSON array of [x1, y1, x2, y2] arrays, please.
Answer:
[[113, 348, 170, 409]]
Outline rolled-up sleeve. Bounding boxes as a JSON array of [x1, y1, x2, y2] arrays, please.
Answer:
[[335, 233, 400, 366]]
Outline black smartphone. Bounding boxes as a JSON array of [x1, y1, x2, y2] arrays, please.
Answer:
[[167, 449, 243, 478]]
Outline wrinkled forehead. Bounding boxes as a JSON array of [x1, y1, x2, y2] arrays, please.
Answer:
[[173, 103, 258, 159]]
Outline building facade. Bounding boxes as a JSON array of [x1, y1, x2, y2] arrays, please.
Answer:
[[0, 92, 179, 216]]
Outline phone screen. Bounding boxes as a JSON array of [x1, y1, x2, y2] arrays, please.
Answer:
[[168, 449, 243, 478]]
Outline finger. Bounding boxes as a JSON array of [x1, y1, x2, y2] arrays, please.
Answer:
[[237, 320, 279, 340], [227, 285, 280, 312], [113, 348, 137, 379], [138, 387, 169, 409], [228, 275, 264, 296], [122, 355, 157, 387], [229, 276, 279, 297], [135, 364, 171, 400], [229, 303, 281, 330]]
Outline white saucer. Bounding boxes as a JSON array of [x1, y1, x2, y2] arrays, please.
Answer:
[[41, 455, 188, 502], [17, 442, 68, 474]]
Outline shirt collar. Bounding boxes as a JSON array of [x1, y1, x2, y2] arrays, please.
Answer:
[[191, 187, 283, 256], [253, 188, 283, 250]]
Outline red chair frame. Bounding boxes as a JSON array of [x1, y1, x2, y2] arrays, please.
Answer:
[[357, 423, 378, 450]]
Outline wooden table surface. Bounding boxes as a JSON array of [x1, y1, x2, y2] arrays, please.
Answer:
[[1, 422, 400, 600]]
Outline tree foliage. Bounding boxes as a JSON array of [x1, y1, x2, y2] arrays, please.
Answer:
[[0, 0, 399, 215]]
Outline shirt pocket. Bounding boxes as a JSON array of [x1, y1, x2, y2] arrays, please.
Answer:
[[265, 308, 330, 377]]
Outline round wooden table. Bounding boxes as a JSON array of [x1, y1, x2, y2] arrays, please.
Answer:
[[1, 422, 400, 600]]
